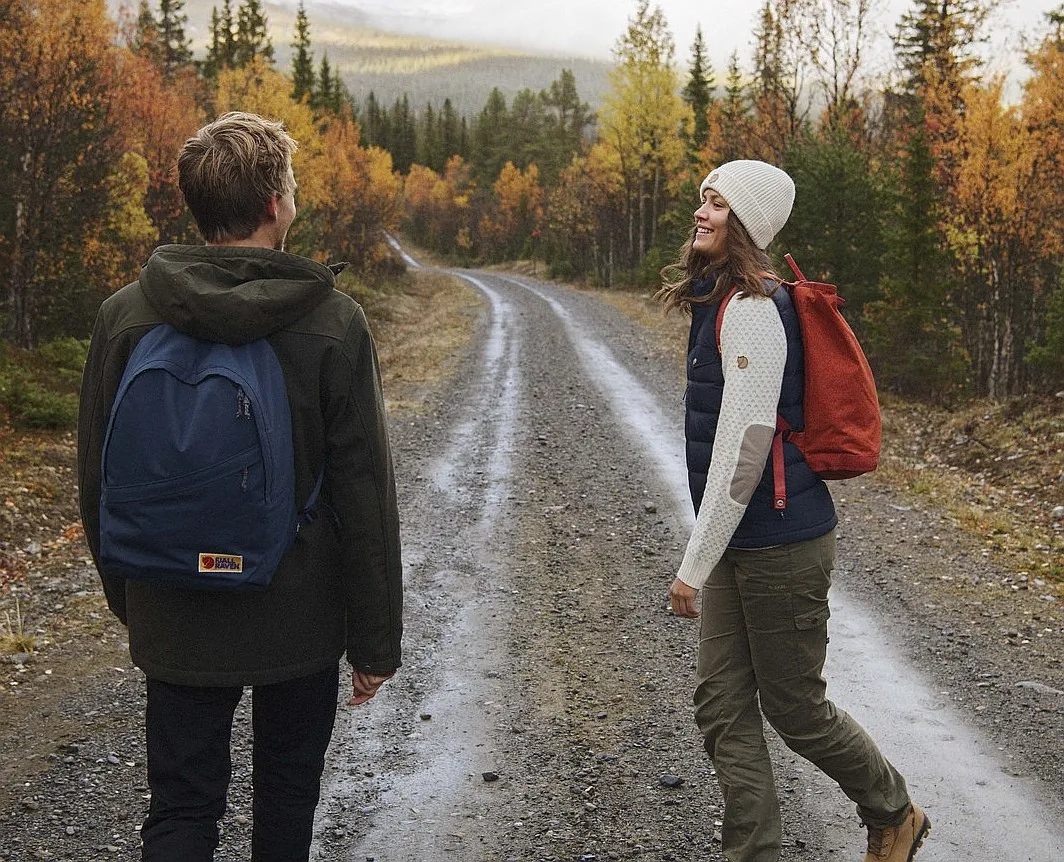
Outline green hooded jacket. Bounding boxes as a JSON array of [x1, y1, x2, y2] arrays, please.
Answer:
[[77, 244, 402, 686]]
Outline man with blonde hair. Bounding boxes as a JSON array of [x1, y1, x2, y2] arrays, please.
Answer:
[[78, 111, 403, 861]]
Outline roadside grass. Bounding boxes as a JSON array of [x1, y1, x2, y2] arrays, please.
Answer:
[[0, 593, 35, 655], [340, 267, 481, 413], [878, 393, 1063, 587], [0, 426, 83, 654]]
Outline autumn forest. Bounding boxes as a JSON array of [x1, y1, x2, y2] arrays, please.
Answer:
[[2, 0, 1064, 411]]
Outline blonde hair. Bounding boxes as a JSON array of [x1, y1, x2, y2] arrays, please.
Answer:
[[656, 210, 780, 314], [177, 111, 298, 243]]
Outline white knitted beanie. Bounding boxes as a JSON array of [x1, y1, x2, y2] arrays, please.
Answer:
[[699, 160, 795, 249]]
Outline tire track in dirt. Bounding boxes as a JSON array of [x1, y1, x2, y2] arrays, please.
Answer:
[[312, 272, 525, 861]]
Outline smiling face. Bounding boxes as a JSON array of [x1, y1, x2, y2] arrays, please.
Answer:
[[692, 189, 730, 263]]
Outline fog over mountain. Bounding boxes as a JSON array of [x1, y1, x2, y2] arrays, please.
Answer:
[[112, 0, 1058, 116], [298, 0, 1058, 72]]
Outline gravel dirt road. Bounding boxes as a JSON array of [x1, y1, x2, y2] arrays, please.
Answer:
[[1, 260, 1062, 861]]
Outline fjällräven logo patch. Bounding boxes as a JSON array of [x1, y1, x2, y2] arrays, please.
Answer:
[[199, 553, 244, 573]]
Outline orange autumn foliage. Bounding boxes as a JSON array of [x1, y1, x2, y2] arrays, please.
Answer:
[[477, 162, 544, 261], [111, 57, 205, 242]]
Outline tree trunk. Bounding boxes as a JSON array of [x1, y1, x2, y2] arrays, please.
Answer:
[[6, 152, 33, 348], [608, 236, 614, 289], [638, 169, 646, 262], [627, 190, 635, 268], [651, 162, 661, 250]]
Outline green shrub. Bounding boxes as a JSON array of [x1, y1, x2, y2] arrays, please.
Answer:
[[0, 338, 88, 429], [633, 247, 669, 290], [0, 372, 79, 428], [1026, 272, 1064, 392], [36, 337, 90, 372]]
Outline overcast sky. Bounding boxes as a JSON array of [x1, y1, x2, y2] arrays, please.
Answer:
[[323, 0, 1060, 77]]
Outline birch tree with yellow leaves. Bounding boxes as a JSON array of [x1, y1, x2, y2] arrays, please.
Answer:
[[598, 0, 691, 270]]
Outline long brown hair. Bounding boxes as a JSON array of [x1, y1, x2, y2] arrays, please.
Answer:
[[655, 210, 780, 315]]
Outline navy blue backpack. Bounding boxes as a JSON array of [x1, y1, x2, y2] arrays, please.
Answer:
[[99, 324, 321, 591]]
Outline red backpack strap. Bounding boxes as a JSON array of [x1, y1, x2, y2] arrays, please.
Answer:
[[772, 417, 790, 510], [714, 286, 740, 352]]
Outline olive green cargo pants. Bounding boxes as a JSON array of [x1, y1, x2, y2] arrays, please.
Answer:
[[693, 531, 911, 862]]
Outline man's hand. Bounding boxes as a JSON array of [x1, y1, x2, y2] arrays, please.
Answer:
[[669, 577, 700, 619], [350, 670, 394, 706]]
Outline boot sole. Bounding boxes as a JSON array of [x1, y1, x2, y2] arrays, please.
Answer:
[[908, 813, 931, 861]]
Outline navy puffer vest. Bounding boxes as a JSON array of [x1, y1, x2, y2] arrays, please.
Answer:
[[685, 276, 837, 547]]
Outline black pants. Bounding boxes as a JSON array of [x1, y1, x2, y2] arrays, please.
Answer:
[[141, 664, 340, 862]]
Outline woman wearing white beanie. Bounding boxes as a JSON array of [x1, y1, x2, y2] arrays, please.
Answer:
[[657, 160, 929, 862]]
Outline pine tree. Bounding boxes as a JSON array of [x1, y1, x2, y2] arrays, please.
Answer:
[[542, 68, 593, 181], [157, 0, 192, 79], [220, 0, 238, 67], [863, 125, 962, 397], [201, 6, 221, 78], [1048, 3, 1064, 41], [472, 87, 510, 185], [749, 0, 808, 162], [894, 0, 988, 93], [291, 0, 314, 102], [333, 69, 349, 113], [866, 0, 994, 396], [132, 0, 164, 67], [363, 91, 383, 147], [784, 124, 885, 320], [439, 98, 461, 163], [417, 103, 440, 171], [716, 51, 748, 163], [892, 0, 990, 191], [203, 0, 237, 77], [311, 54, 347, 116], [390, 95, 417, 174], [234, 0, 273, 67], [510, 88, 549, 171], [459, 115, 470, 160], [682, 26, 713, 154]]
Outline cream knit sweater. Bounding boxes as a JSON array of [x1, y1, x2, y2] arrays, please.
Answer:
[[676, 294, 787, 590]]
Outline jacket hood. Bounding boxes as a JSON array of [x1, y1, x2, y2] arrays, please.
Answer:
[[138, 244, 337, 345]]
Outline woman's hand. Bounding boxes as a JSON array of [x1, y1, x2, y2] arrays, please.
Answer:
[[669, 578, 701, 618]]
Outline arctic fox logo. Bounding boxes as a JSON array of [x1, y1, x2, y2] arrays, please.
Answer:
[[198, 553, 244, 573]]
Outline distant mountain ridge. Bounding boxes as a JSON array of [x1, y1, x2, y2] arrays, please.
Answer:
[[112, 0, 612, 116]]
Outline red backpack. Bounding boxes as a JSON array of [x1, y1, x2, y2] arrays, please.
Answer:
[[715, 254, 881, 510]]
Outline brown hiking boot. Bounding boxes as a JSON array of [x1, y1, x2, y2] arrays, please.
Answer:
[[863, 803, 930, 862]]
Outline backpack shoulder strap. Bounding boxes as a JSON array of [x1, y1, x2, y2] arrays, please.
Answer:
[[298, 466, 326, 529], [783, 253, 805, 282], [714, 287, 741, 353]]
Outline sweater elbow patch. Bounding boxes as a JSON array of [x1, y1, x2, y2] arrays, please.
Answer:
[[729, 424, 774, 504]]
